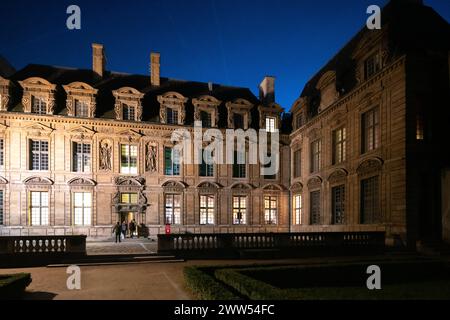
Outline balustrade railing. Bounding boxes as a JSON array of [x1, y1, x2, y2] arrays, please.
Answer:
[[0, 236, 87, 255]]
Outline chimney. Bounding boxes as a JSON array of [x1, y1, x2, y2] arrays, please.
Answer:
[[259, 76, 275, 105], [92, 43, 106, 78], [150, 52, 161, 86]]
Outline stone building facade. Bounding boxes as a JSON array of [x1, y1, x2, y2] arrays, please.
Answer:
[[289, 0, 450, 246]]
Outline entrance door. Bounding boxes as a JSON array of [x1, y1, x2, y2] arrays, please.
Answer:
[[119, 212, 136, 238]]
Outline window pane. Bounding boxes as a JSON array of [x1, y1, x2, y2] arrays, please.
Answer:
[[310, 191, 321, 225], [332, 185, 345, 224]]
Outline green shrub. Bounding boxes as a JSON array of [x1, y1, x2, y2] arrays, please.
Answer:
[[0, 273, 32, 299], [183, 266, 240, 300]]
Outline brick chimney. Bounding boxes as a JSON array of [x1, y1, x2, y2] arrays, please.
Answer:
[[92, 43, 105, 78], [150, 52, 160, 86], [259, 76, 275, 105]]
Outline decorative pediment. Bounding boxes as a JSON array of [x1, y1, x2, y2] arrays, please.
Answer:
[[230, 183, 254, 190], [116, 129, 144, 141], [197, 181, 221, 193], [157, 91, 188, 105], [162, 180, 187, 192], [63, 81, 97, 93], [113, 87, 144, 98], [23, 123, 54, 136], [68, 178, 96, 186], [192, 95, 221, 107], [307, 176, 322, 190], [19, 77, 56, 90], [24, 176, 53, 186], [262, 183, 284, 191], [328, 169, 348, 184], [327, 111, 346, 127], [193, 95, 221, 127], [67, 126, 96, 137], [229, 98, 253, 108], [290, 182, 303, 193], [115, 176, 145, 187], [0, 176, 8, 184], [357, 157, 383, 176]]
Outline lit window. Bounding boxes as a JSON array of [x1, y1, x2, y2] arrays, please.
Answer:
[[332, 185, 345, 225], [73, 192, 92, 226], [32, 96, 46, 114], [310, 191, 321, 225], [293, 194, 302, 225], [121, 193, 138, 204], [30, 191, 49, 226], [75, 100, 89, 118], [164, 147, 180, 176], [264, 196, 277, 224], [332, 127, 346, 165], [167, 108, 178, 124], [200, 195, 215, 225], [265, 116, 276, 133], [233, 196, 247, 225], [310, 140, 321, 173], [30, 140, 49, 171], [416, 115, 424, 140], [123, 104, 136, 121], [73, 142, 91, 172], [120, 145, 138, 174], [362, 108, 380, 153], [165, 194, 181, 224]]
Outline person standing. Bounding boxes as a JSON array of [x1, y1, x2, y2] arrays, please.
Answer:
[[129, 219, 136, 239], [113, 222, 121, 243], [121, 220, 127, 240]]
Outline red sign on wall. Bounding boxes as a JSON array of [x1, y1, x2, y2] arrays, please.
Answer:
[[165, 224, 171, 235]]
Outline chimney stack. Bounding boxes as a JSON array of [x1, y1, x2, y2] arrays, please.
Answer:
[[92, 43, 106, 78], [150, 52, 161, 86], [259, 76, 275, 105]]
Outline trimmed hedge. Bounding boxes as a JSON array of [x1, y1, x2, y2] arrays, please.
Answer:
[[183, 266, 240, 300], [0, 273, 32, 299]]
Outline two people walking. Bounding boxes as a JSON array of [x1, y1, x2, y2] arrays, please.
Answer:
[[113, 219, 137, 243]]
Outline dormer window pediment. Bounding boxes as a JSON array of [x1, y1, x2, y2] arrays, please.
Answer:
[[19, 77, 57, 115], [192, 95, 221, 128]]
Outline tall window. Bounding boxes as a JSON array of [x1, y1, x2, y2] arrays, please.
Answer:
[[264, 196, 277, 224], [164, 147, 180, 176], [200, 195, 215, 225], [293, 194, 302, 225], [75, 100, 89, 118], [293, 149, 301, 178], [361, 176, 380, 224], [310, 191, 321, 225], [199, 149, 214, 177], [73, 143, 91, 172], [362, 108, 380, 153], [73, 192, 92, 226], [121, 193, 138, 204], [233, 196, 247, 224], [233, 151, 246, 178], [332, 127, 347, 165], [296, 113, 303, 129], [332, 185, 345, 225], [201, 111, 212, 128], [364, 53, 381, 79], [120, 145, 137, 174], [234, 113, 244, 129], [0, 139, 4, 167], [30, 191, 49, 226], [123, 104, 136, 121], [30, 140, 49, 171], [265, 116, 276, 133], [166, 108, 178, 124], [0, 190, 3, 225], [310, 140, 321, 173], [165, 194, 181, 224], [32, 96, 46, 114], [416, 114, 424, 140]]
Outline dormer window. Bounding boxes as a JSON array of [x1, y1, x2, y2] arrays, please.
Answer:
[[166, 108, 178, 125], [234, 113, 244, 129], [193, 95, 221, 128], [112, 87, 144, 122], [296, 113, 304, 129], [63, 82, 98, 118], [364, 53, 381, 79], [226, 99, 253, 130], [75, 100, 89, 118], [32, 96, 47, 114], [0, 76, 11, 112], [158, 92, 188, 125], [265, 116, 276, 133], [123, 104, 136, 121]]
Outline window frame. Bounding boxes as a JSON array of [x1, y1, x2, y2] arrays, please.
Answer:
[[310, 190, 321, 225], [232, 195, 247, 225], [164, 147, 180, 176], [199, 194, 215, 225], [293, 194, 302, 225], [310, 139, 321, 173], [331, 185, 345, 225], [120, 144, 138, 175], [264, 195, 278, 225], [164, 193, 182, 225], [29, 191, 49, 226], [72, 192, 92, 226], [332, 127, 347, 165], [361, 107, 380, 154], [30, 139, 49, 171]]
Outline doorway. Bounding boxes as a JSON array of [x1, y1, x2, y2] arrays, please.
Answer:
[[119, 212, 137, 238]]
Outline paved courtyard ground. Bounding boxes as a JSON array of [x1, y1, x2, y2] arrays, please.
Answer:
[[86, 238, 158, 255]]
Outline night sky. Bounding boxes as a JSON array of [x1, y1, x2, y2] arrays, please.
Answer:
[[1, 0, 449, 110]]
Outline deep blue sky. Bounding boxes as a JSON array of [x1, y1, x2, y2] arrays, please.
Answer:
[[1, 0, 449, 110]]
